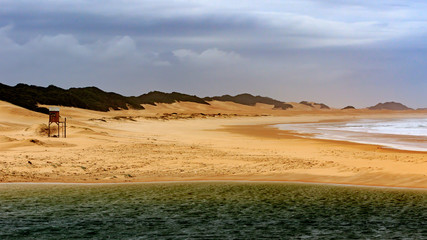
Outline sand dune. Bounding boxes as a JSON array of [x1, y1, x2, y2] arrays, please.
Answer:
[[1, 100, 427, 188]]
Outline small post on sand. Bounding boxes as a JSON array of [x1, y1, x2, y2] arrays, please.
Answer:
[[64, 118, 67, 138]]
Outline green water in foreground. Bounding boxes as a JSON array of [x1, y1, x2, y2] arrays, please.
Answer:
[[0, 182, 426, 239]]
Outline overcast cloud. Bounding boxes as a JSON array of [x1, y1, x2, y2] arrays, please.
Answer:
[[1, 0, 427, 107]]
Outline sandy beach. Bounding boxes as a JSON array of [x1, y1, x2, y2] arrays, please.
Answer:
[[1, 100, 427, 188]]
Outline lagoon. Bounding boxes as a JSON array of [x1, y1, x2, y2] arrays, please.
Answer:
[[1, 182, 426, 239]]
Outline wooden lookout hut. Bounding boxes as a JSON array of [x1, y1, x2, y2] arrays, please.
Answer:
[[48, 107, 66, 138]]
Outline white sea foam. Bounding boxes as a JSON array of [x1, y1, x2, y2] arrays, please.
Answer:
[[274, 118, 427, 151]]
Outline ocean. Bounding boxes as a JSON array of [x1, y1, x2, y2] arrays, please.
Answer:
[[1, 182, 426, 239], [275, 118, 427, 151]]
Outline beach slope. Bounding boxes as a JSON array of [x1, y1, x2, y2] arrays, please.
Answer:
[[0, 100, 426, 188]]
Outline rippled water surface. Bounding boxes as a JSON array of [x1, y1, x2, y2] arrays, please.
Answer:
[[1, 182, 426, 239]]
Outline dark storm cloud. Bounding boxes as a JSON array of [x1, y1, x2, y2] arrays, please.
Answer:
[[4, 0, 424, 49], [0, 11, 258, 40], [1, 0, 427, 108]]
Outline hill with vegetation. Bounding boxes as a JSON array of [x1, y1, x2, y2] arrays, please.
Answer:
[[0, 83, 208, 114], [299, 101, 330, 109], [0, 83, 302, 114], [204, 93, 293, 110], [341, 106, 356, 110]]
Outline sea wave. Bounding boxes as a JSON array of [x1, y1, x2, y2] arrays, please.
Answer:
[[275, 118, 427, 151], [320, 119, 427, 136]]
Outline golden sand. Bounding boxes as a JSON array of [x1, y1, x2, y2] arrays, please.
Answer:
[[1, 100, 426, 188]]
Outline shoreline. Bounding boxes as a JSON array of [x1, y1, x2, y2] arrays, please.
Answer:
[[271, 117, 427, 152], [2, 179, 427, 191], [223, 123, 427, 154]]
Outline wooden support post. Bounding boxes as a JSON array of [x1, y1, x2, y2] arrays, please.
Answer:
[[64, 118, 67, 138]]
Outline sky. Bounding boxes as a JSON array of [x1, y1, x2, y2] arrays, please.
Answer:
[[1, 0, 427, 108]]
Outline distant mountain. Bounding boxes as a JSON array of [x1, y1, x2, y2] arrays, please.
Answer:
[[368, 102, 412, 110], [204, 93, 293, 110], [0, 83, 208, 114]]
